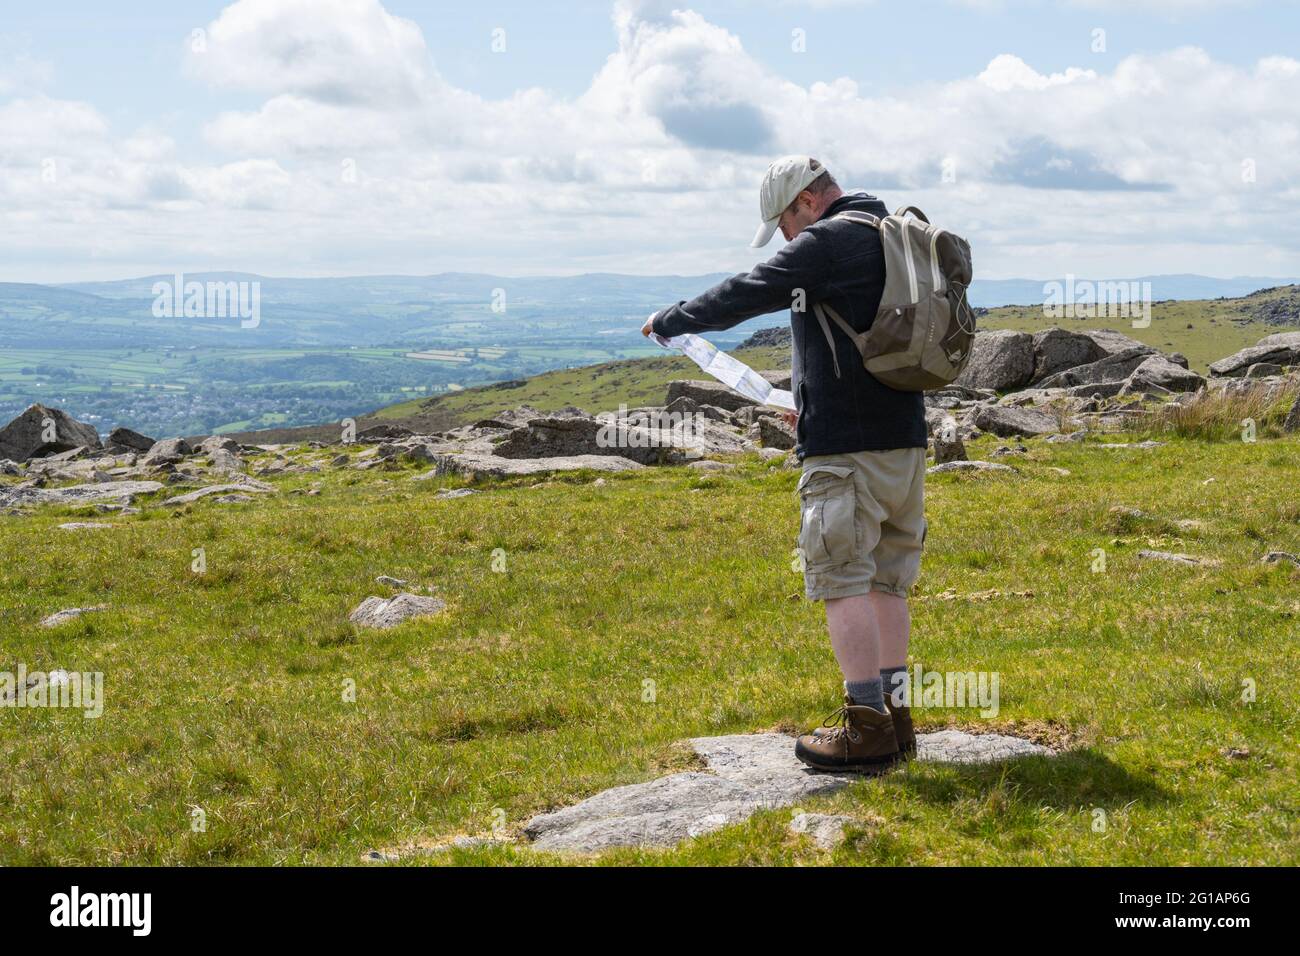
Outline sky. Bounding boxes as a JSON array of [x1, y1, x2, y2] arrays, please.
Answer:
[[2, 0, 1298, 283]]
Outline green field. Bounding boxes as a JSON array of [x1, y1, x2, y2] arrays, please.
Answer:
[[2, 419, 1297, 865]]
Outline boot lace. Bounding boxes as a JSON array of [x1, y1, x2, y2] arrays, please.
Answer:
[[819, 706, 862, 744]]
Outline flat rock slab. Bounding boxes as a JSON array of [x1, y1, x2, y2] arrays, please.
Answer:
[[419, 452, 646, 480], [523, 730, 1053, 853], [0, 480, 162, 508], [41, 605, 108, 628], [162, 483, 274, 506], [927, 460, 1014, 475]]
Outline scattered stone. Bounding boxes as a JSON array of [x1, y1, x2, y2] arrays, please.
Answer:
[[1136, 549, 1219, 567], [0, 404, 101, 462], [362, 834, 510, 863], [209, 494, 254, 504], [1246, 362, 1283, 379], [788, 812, 858, 850], [433, 488, 478, 499], [991, 442, 1027, 457], [41, 605, 108, 628], [1090, 440, 1165, 449], [356, 423, 415, 442], [57, 522, 113, 530], [1209, 334, 1300, 377], [932, 418, 967, 464], [375, 575, 409, 587], [1045, 430, 1088, 443], [927, 460, 1014, 475], [1261, 551, 1300, 566], [349, 592, 447, 629], [687, 460, 733, 471], [523, 731, 1052, 853]]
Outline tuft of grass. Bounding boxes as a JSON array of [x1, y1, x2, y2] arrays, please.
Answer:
[[1133, 375, 1299, 441]]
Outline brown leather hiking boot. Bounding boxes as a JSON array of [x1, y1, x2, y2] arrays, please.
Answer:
[[812, 695, 915, 757], [885, 697, 917, 758], [795, 703, 900, 772]]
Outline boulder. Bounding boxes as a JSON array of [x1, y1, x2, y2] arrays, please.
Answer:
[[952, 330, 1034, 392], [1030, 329, 1105, 384], [968, 404, 1058, 438], [106, 427, 155, 453], [349, 592, 446, 630], [1209, 333, 1300, 377], [1036, 347, 1153, 390], [1119, 355, 1206, 396], [1246, 363, 1283, 379], [757, 369, 793, 390], [143, 437, 192, 466], [196, 435, 241, 456], [757, 415, 796, 450], [666, 380, 757, 413], [1083, 329, 1157, 358], [162, 483, 274, 506], [1284, 396, 1300, 434], [40, 605, 108, 628], [0, 404, 101, 462], [931, 417, 967, 463]]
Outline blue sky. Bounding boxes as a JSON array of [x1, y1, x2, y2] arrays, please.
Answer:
[[3, 0, 1298, 282]]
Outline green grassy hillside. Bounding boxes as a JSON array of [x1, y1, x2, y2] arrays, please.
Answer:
[[2, 425, 1297, 865]]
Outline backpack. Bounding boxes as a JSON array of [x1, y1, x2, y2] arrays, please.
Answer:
[[812, 206, 976, 392]]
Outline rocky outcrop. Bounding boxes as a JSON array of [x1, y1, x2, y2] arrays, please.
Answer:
[[666, 380, 761, 413], [0, 480, 163, 509], [953, 330, 1034, 392], [0, 404, 101, 462], [1208, 332, 1300, 377], [1036, 348, 1152, 390]]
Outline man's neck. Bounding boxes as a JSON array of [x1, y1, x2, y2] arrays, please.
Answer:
[[815, 188, 845, 218]]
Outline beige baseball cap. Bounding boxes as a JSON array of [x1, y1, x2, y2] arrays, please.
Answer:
[[750, 155, 829, 248]]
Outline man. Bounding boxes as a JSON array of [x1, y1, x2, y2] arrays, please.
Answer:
[[641, 155, 927, 772]]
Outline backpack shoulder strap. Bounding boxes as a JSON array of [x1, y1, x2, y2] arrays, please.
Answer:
[[812, 301, 868, 380], [831, 211, 881, 229], [892, 205, 930, 223]]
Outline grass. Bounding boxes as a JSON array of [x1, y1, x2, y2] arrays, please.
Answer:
[[1, 427, 1298, 866], [1132, 375, 1300, 441]]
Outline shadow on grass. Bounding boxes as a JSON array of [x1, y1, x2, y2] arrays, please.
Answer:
[[899, 747, 1171, 812]]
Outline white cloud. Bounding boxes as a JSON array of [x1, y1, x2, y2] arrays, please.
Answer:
[[2, 0, 1299, 282]]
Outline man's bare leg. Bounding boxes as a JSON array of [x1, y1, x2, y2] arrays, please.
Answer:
[[871, 591, 910, 670], [825, 594, 880, 682]]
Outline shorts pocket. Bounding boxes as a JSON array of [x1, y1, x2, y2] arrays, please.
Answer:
[[797, 463, 856, 566]]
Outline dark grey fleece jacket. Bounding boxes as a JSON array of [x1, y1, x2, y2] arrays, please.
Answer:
[[650, 192, 927, 459]]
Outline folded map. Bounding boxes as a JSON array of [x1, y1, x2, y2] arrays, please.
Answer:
[[649, 332, 796, 411]]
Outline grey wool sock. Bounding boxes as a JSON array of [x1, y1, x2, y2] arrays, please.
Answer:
[[880, 666, 909, 708], [844, 677, 885, 712]]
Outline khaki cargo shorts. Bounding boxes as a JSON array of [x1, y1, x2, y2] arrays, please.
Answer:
[[796, 447, 927, 601]]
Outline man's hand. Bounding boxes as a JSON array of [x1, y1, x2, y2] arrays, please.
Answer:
[[641, 312, 657, 337], [781, 410, 797, 429]]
